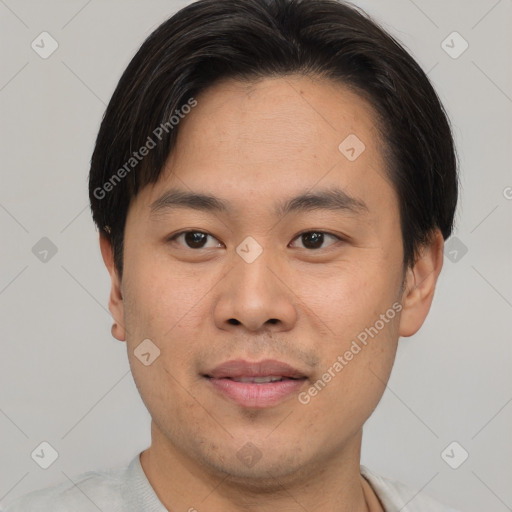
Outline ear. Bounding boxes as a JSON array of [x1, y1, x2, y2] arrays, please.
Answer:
[[398, 229, 444, 337], [99, 233, 126, 342]]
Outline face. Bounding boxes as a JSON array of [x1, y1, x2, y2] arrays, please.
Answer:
[[103, 75, 442, 486]]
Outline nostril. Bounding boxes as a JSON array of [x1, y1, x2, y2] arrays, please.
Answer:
[[228, 318, 241, 325]]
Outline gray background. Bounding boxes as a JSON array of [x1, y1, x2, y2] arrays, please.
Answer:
[[1, 0, 511, 510]]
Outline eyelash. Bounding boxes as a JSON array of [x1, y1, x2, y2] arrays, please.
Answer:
[[167, 230, 344, 251]]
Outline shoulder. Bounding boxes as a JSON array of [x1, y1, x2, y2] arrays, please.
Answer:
[[360, 465, 462, 512], [1, 461, 131, 512]]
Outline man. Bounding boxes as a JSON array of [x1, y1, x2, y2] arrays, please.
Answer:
[[4, 0, 461, 510]]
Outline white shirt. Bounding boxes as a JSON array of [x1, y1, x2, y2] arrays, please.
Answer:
[[1, 452, 461, 511]]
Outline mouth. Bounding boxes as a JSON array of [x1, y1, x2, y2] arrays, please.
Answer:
[[203, 359, 308, 408], [224, 375, 298, 383]]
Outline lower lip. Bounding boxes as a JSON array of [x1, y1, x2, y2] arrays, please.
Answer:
[[206, 377, 306, 408]]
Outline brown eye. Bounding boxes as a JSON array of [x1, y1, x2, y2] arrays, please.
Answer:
[[169, 231, 222, 249], [184, 232, 208, 248], [302, 232, 324, 249], [291, 231, 340, 250]]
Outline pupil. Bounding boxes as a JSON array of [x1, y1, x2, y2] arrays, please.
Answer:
[[185, 232, 206, 248], [303, 232, 323, 249]]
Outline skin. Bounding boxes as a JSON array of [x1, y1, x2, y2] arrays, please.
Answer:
[[100, 75, 444, 511]]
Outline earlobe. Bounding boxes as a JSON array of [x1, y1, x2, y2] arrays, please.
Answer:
[[99, 233, 126, 342], [398, 230, 444, 338]]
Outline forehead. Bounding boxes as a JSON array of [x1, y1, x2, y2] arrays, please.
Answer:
[[133, 75, 395, 221], [174, 75, 383, 161]]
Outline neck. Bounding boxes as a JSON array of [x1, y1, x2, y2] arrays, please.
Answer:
[[140, 423, 382, 512]]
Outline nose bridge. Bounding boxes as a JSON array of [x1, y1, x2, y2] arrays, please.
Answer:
[[213, 239, 297, 332], [233, 240, 280, 305]]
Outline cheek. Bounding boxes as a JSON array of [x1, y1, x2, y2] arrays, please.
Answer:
[[123, 253, 211, 340], [121, 263, 204, 417], [301, 319, 399, 437], [296, 260, 401, 397], [295, 259, 398, 338]]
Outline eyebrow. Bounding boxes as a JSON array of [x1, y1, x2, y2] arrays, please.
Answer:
[[149, 187, 368, 218]]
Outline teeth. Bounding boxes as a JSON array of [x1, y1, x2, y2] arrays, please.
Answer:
[[231, 376, 284, 383]]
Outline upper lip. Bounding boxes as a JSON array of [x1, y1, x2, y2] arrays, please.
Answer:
[[205, 359, 307, 379]]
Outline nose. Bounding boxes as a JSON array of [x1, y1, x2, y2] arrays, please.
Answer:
[[213, 244, 298, 333]]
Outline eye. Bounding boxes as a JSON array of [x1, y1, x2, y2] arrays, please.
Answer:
[[290, 231, 342, 250], [168, 230, 223, 249]]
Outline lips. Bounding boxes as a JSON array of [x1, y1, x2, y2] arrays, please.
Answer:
[[205, 359, 307, 380], [204, 359, 307, 408]]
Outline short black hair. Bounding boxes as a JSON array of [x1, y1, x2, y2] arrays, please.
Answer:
[[89, 0, 458, 277]]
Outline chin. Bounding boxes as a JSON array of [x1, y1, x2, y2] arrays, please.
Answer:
[[194, 440, 313, 490]]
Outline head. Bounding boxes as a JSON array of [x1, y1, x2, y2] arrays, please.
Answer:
[[89, 0, 457, 489]]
